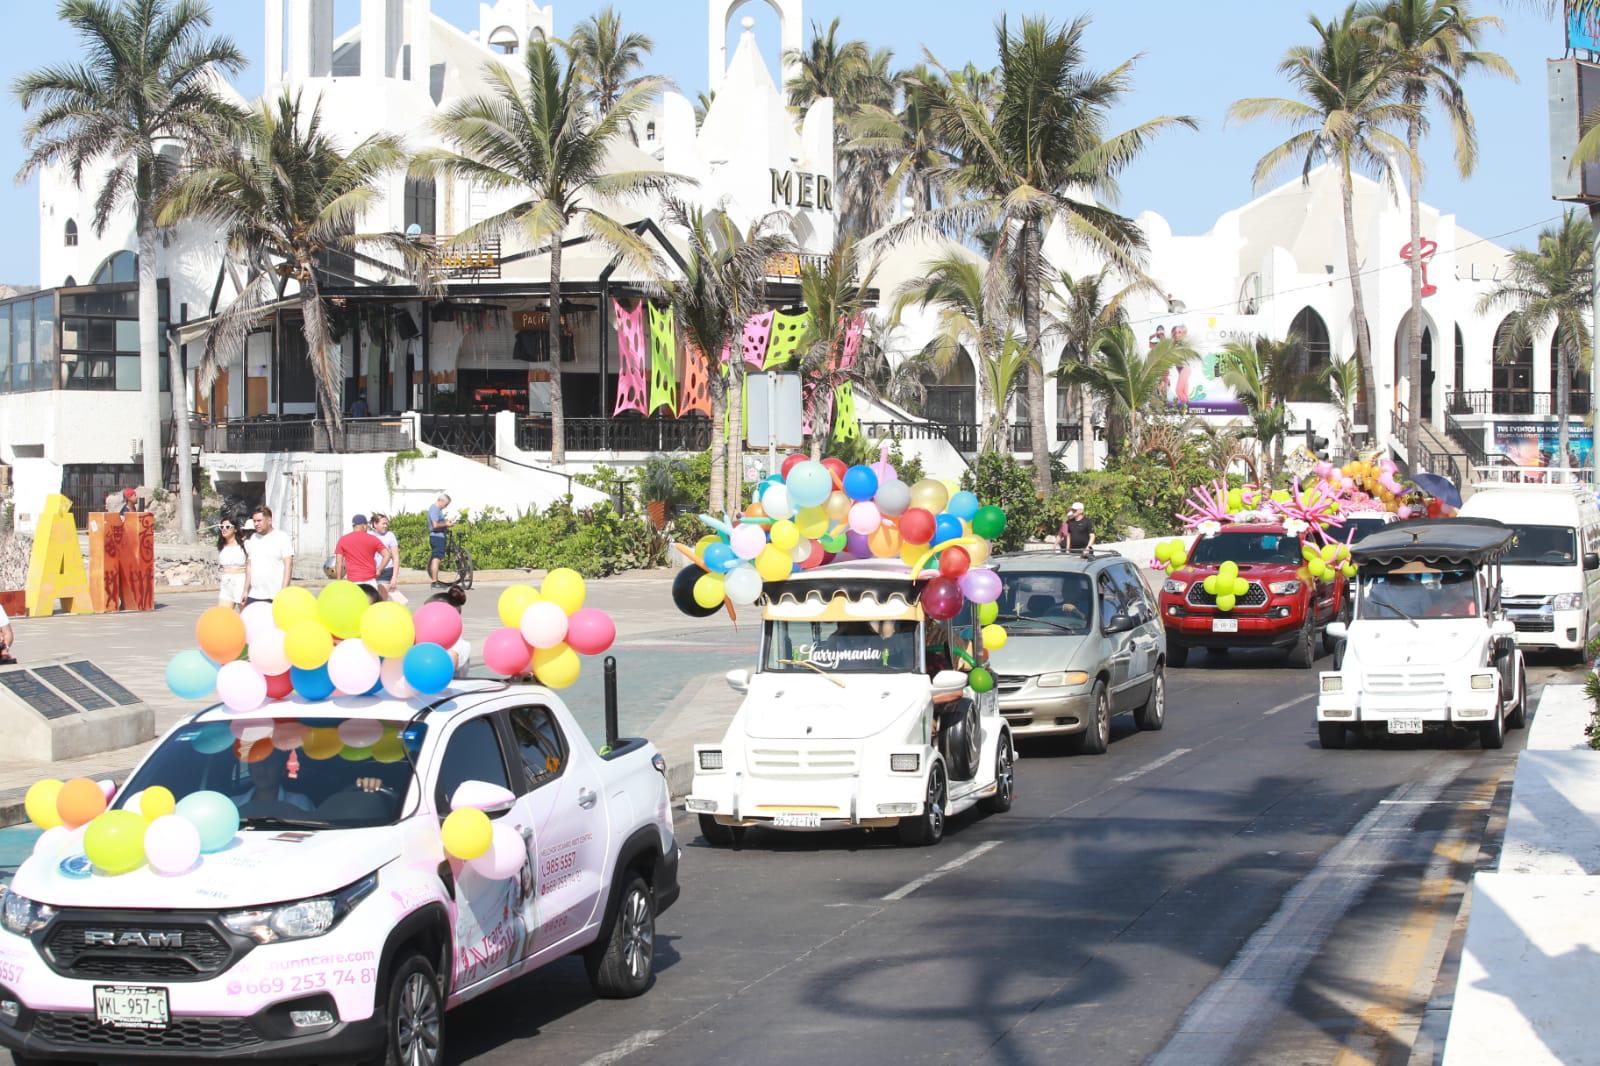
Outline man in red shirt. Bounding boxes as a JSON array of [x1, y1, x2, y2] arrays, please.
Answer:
[[335, 515, 395, 594]]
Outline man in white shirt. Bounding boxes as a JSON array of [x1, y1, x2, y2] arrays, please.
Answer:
[[0, 604, 14, 664], [243, 505, 295, 604]]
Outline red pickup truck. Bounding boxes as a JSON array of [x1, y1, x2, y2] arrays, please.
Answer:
[[1157, 523, 1345, 668]]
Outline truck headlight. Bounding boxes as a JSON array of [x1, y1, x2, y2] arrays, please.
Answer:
[[697, 750, 724, 771], [1162, 579, 1187, 595], [1269, 580, 1302, 595], [1320, 676, 1343, 694], [1, 889, 55, 936], [1470, 674, 1496, 690], [1037, 671, 1090, 689], [221, 873, 375, 944], [1553, 593, 1583, 611]]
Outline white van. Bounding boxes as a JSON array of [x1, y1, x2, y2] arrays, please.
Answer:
[[1458, 481, 1600, 659]]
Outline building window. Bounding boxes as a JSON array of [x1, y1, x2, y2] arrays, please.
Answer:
[[1454, 325, 1465, 399], [91, 251, 136, 286], [488, 25, 519, 54], [404, 178, 436, 237], [646, 122, 657, 143], [64, 219, 78, 247], [1491, 317, 1533, 414]]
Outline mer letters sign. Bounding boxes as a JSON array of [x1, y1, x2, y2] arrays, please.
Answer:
[[770, 169, 834, 211]]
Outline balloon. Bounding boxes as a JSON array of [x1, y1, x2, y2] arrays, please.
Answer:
[[542, 568, 587, 615], [1233, 578, 1249, 596], [795, 506, 828, 539], [1203, 575, 1219, 595], [900, 539, 925, 566], [692, 534, 719, 565], [284, 620, 333, 671], [57, 777, 107, 830], [870, 455, 898, 483], [977, 602, 1000, 626], [672, 564, 721, 618], [780, 452, 808, 479], [786, 461, 832, 508], [317, 581, 370, 640], [380, 656, 416, 699], [820, 528, 849, 552], [468, 821, 527, 880], [969, 667, 995, 694], [939, 545, 972, 579], [24, 779, 63, 830], [693, 571, 727, 609], [270, 721, 308, 751], [848, 501, 882, 536], [876, 479, 912, 517], [403, 643, 455, 695], [196, 607, 247, 664], [515, 600, 566, 650], [909, 479, 949, 515], [725, 566, 764, 605], [83, 810, 146, 875], [818, 457, 846, 489], [934, 514, 964, 546], [730, 523, 768, 560], [971, 506, 1007, 541], [144, 815, 201, 876], [498, 584, 540, 629], [442, 808, 493, 860], [960, 568, 1002, 605], [236, 736, 273, 764], [176, 791, 239, 853], [533, 643, 582, 689], [867, 523, 901, 558], [946, 491, 981, 521], [216, 660, 268, 713], [769, 519, 800, 552], [1219, 561, 1239, 580], [798, 539, 828, 569], [337, 719, 384, 749], [241, 600, 277, 640], [967, 539, 991, 567], [166, 650, 219, 700], [843, 465, 879, 501], [824, 490, 853, 522], [1308, 558, 1328, 579], [328, 639, 382, 695], [373, 729, 407, 764], [1216, 593, 1237, 612], [762, 483, 794, 520], [302, 726, 343, 760], [291, 664, 336, 701], [982, 624, 1009, 650], [271, 586, 319, 631], [412, 601, 463, 650], [694, 541, 730, 574], [900, 508, 936, 545], [921, 576, 964, 620], [360, 602, 416, 659], [484, 627, 533, 676], [842, 530, 870, 559], [248, 627, 291, 676], [191, 723, 236, 755], [566, 607, 617, 655]]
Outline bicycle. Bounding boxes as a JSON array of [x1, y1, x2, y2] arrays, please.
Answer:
[[436, 528, 474, 591]]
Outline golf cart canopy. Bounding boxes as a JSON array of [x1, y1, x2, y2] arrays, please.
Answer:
[[1350, 518, 1515, 568]]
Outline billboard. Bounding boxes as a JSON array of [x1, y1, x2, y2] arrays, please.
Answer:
[[1547, 58, 1600, 202], [1492, 420, 1593, 469], [1152, 313, 1256, 416], [1571, 7, 1600, 52]]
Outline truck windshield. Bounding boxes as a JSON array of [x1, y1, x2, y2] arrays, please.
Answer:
[[1503, 524, 1578, 566], [1360, 569, 1478, 621], [116, 717, 427, 830], [995, 572, 1093, 634], [1189, 530, 1303, 565], [762, 619, 921, 673]]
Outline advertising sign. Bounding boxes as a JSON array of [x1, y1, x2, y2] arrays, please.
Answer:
[[1492, 420, 1593, 469], [1570, 6, 1600, 52], [1152, 313, 1258, 416]]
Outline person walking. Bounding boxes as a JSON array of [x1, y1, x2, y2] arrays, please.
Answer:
[[335, 514, 394, 594], [427, 494, 453, 588], [370, 513, 400, 601], [1059, 502, 1096, 553], [216, 516, 249, 611], [243, 505, 295, 605]]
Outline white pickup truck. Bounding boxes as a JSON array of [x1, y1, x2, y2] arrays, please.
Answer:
[[687, 560, 1014, 846], [0, 670, 677, 1065], [1317, 518, 1528, 750]]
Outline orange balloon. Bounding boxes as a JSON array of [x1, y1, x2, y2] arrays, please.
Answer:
[[56, 777, 107, 829], [236, 737, 273, 764], [868, 524, 901, 558], [743, 502, 767, 519], [196, 606, 247, 664]]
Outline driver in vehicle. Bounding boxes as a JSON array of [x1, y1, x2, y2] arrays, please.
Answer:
[[236, 750, 314, 812]]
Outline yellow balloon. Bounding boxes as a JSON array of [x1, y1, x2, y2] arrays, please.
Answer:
[[824, 490, 853, 522], [900, 540, 925, 566], [982, 624, 1009, 650], [966, 538, 991, 567], [542, 568, 587, 615], [755, 545, 794, 582], [372, 730, 407, 764], [533, 643, 582, 689], [498, 584, 540, 629], [303, 727, 343, 760], [360, 601, 416, 658], [441, 808, 493, 860], [271, 586, 319, 631], [139, 785, 176, 821], [770, 519, 800, 552], [24, 778, 63, 830], [867, 524, 901, 558], [284, 620, 334, 670], [910, 478, 949, 515], [693, 571, 726, 608], [693, 534, 719, 565], [795, 506, 828, 539], [940, 478, 962, 499], [83, 810, 146, 875], [317, 581, 370, 639]]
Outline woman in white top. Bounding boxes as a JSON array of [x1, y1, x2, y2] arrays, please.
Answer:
[[217, 518, 249, 610]]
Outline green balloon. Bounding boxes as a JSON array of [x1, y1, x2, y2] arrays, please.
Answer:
[[968, 667, 995, 694], [972, 506, 1007, 540], [977, 602, 999, 625]]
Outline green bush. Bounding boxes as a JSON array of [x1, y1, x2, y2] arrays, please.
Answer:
[[961, 453, 1047, 553], [389, 498, 660, 577]]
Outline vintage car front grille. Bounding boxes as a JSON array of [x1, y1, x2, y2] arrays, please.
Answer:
[[1187, 581, 1268, 608], [747, 747, 859, 777], [31, 1012, 262, 1050], [40, 917, 244, 982], [1363, 670, 1450, 693]]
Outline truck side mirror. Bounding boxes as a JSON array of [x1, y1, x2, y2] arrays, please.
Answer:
[[725, 668, 751, 694], [451, 780, 517, 815], [932, 670, 968, 699], [1584, 552, 1599, 572]]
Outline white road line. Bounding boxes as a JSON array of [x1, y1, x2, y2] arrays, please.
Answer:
[[1114, 748, 1193, 784], [1379, 799, 1489, 806], [577, 1030, 666, 1066], [882, 840, 1003, 901], [1262, 693, 1315, 716]]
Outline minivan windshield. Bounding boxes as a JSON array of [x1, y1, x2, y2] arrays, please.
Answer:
[[762, 619, 921, 673], [117, 717, 427, 830], [1360, 568, 1479, 621], [1503, 524, 1578, 566], [1189, 530, 1303, 566], [995, 572, 1093, 635]]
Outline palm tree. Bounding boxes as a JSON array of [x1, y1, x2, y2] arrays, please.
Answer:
[[565, 6, 657, 141], [1059, 325, 1196, 455], [893, 16, 1195, 495], [1359, 0, 1512, 469], [1229, 6, 1412, 451], [890, 251, 1001, 434], [414, 39, 672, 464], [1477, 210, 1594, 471], [15, 0, 243, 536], [653, 205, 792, 514], [1217, 335, 1329, 481], [796, 237, 880, 458], [1328, 355, 1363, 456], [846, 64, 949, 220], [1046, 267, 1155, 471], [160, 91, 429, 439]]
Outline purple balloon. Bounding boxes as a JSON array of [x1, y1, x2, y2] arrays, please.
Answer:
[[845, 530, 871, 557], [959, 568, 1002, 605]]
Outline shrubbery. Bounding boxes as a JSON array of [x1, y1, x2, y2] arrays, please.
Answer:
[[389, 499, 659, 577]]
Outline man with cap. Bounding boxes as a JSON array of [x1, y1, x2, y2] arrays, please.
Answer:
[[1059, 502, 1096, 553], [334, 514, 394, 593]]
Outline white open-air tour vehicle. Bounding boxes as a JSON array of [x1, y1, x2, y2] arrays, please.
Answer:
[[687, 560, 1015, 846], [1316, 517, 1528, 749]]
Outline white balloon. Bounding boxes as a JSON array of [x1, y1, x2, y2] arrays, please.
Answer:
[[327, 639, 381, 696], [876, 479, 912, 517], [248, 627, 291, 676], [240, 601, 276, 640], [725, 566, 764, 605], [762, 483, 794, 520], [381, 656, 416, 698]]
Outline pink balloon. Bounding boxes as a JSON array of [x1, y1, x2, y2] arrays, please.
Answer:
[[327, 640, 381, 696], [520, 600, 569, 649], [484, 627, 532, 676], [97, 779, 116, 804], [337, 718, 384, 748], [216, 660, 267, 713], [566, 607, 616, 656], [870, 459, 898, 484], [145, 815, 202, 876], [248, 627, 290, 676], [271, 721, 310, 751], [730, 523, 768, 561], [467, 821, 527, 880], [412, 601, 463, 650], [240, 601, 276, 640], [380, 656, 416, 698], [921, 576, 964, 620], [848, 501, 882, 535], [959, 567, 1002, 605]]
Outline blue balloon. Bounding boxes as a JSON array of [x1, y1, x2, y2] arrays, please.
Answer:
[[166, 650, 219, 701], [842, 465, 879, 502], [703, 542, 738, 573], [188, 723, 235, 755], [176, 790, 240, 853], [290, 664, 335, 701], [947, 491, 981, 521], [934, 514, 964, 545], [786, 461, 833, 508], [403, 643, 454, 695]]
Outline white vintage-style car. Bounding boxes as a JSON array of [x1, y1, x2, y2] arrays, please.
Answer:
[[1316, 518, 1528, 750]]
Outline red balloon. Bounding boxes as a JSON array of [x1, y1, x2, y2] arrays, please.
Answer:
[[264, 671, 294, 699], [798, 539, 827, 570], [781, 453, 808, 479], [900, 508, 936, 545], [821, 458, 848, 490], [921, 576, 964, 620], [938, 545, 971, 579]]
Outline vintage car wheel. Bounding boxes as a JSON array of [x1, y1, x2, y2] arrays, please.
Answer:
[[899, 761, 947, 846], [1168, 642, 1190, 668], [1506, 671, 1528, 730], [698, 813, 737, 847], [586, 874, 656, 998], [1317, 722, 1347, 749], [938, 699, 981, 782], [1133, 667, 1166, 731], [980, 737, 1014, 814], [1077, 680, 1111, 755], [1479, 696, 1506, 750]]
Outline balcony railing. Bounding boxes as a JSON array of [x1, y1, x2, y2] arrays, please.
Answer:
[[202, 416, 413, 454], [857, 420, 1034, 454], [516, 416, 713, 453], [1446, 389, 1591, 417], [419, 412, 496, 457]]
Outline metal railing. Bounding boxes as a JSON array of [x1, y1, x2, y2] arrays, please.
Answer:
[[857, 420, 1034, 454], [1444, 409, 1488, 469], [1446, 389, 1591, 417], [1471, 463, 1593, 485], [202, 416, 413, 454], [515, 416, 712, 454], [419, 412, 496, 456]]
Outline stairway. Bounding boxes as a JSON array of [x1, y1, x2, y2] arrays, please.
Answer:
[[1391, 405, 1473, 492]]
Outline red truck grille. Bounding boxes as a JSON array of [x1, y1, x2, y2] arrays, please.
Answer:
[[1186, 581, 1268, 608]]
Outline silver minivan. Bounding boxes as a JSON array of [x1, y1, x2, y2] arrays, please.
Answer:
[[987, 551, 1168, 753]]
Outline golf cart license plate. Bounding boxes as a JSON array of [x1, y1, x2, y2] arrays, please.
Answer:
[[772, 812, 822, 828], [1388, 717, 1424, 735], [94, 985, 169, 1030], [1211, 618, 1239, 633]]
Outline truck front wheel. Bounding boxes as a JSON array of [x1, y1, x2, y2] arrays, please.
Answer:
[[379, 952, 444, 1066], [585, 874, 656, 998]]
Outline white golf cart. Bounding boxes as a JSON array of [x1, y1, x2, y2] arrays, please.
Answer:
[[1316, 518, 1528, 750], [687, 560, 1014, 846]]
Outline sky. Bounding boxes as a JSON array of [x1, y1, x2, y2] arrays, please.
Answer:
[[0, 0, 1573, 286]]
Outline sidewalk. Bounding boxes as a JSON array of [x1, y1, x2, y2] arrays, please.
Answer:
[[1440, 684, 1600, 1065]]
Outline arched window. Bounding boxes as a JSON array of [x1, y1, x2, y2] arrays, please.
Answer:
[[1550, 329, 1589, 416], [1492, 317, 1534, 414], [924, 348, 976, 426], [1393, 311, 1435, 421], [63, 219, 78, 247], [1287, 306, 1329, 397], [404, 178, 436, 236], [91, 250, 136, 285], [487, 25, 519, 54]]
